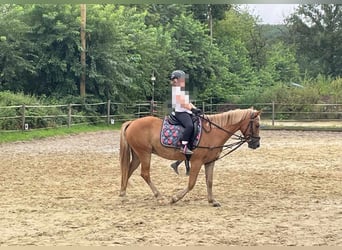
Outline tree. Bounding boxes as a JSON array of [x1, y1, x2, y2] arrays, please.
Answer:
[[86, 5, 174, 102], [214, 7, 260, 93], [190, 4, 231, 42], [24, 4, 81, 97], [167, 13, 220, 97], [80, 4, 86, 97], [138, 4, 184, 27], [286, 4, 342, 77], [0, 5, 36, 92], [263, 42, 300, 84]]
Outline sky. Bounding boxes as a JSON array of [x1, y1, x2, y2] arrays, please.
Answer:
[[245, 4, 299, 24]]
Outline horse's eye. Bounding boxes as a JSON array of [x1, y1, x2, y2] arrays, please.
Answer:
[[255, 124, 260, 128]]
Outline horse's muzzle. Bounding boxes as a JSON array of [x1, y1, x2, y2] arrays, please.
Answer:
[[248, 136, 260, 149]]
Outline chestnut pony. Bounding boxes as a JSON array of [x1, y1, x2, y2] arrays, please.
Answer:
[[119, 108, 261, 207]]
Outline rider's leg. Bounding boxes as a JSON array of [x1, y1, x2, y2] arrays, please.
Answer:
[[175, 112, 194, 155]]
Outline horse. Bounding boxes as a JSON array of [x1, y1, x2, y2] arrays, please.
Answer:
[[119, 108, 261, 207]]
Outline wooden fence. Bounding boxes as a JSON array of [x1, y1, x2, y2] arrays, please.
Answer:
[[0, 101, 341, 131], [0, 100, 168, 131]]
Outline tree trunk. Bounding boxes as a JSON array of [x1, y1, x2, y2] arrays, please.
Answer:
[[80, 4, 86, 97]]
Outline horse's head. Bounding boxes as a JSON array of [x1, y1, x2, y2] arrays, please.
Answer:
[[240, 110, 261, 149]]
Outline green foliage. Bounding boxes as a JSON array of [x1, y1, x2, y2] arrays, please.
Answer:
[[0, 5, 36, 92], [286, 4, 342, 78], [0, 91, 67, 129], [263, 42, 300, 84], [214, 8, 261, 93], [190, 4, 231, 24], [26, 5, 81, 97], [0, 91, 39, 106], [330, 77, 342, 103], [167, 13, 214, 93], [86, 5, 140, 102], [261, 24, 289, 44], [0, 4, 340, 108], [237, 75, 342, 119], [0, 91, 109, 130]]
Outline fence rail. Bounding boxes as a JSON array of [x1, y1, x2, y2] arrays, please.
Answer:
[[0, 101, 341, 131]]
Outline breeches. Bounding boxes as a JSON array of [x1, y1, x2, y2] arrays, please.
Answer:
[[174, 112, 194, 142]]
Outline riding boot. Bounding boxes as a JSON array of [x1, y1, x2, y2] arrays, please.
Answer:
[[180, 142, 193, 155], [170, 160, 182, 175]]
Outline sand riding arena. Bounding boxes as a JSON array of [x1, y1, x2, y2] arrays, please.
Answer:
[[0, 129, 341, 246]]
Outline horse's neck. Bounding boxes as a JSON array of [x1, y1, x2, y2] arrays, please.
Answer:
[[221, 123, 241, 141], [205, 123, 240, 145], [204, 110, 248, 144]]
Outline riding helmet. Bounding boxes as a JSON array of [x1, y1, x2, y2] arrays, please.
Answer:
[[170, 70, 186, 80]]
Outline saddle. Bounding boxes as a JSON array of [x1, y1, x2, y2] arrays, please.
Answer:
[[160, 112, 202, 150]]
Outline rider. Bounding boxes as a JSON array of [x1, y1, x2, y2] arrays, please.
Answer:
[[170, 70, 202, 155]]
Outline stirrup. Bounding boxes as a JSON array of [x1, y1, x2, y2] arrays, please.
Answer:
[[181, 145, 193, 155]]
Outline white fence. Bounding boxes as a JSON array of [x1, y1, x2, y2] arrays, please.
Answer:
[[0, 101, 341, 131]]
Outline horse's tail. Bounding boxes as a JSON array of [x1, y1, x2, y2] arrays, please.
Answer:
[[119, 120, 133, 197]]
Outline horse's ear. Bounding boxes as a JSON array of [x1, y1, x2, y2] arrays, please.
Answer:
[[252, 110, 261, 118], [249, 106, 254, 110]]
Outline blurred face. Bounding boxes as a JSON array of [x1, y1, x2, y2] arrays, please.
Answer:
[[171, 77, 185, 88]]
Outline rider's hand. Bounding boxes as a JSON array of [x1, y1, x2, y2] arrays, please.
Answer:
[[191, 108, 203, 115]]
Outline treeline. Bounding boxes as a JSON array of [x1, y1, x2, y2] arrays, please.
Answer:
[[0, 4, 341, 106]]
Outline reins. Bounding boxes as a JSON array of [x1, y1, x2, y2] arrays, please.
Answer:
[[194, 112, 253, 163], [199, 114, 245, 140]]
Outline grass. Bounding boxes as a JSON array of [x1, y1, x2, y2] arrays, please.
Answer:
[[0, 123, 122, 144]]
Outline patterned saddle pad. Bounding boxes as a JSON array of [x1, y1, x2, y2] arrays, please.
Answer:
[[160, 116, 202, 149]]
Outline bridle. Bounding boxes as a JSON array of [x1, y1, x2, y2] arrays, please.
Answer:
[[243, 112, 261, 144], [196, 111, 260, 162]]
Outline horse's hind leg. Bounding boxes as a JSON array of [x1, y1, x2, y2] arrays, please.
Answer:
[[139, 154, 162, 200], [170, 161, 202, 204], [205, 162, 221, 207], [120, 152, 140, 197], [127, 151, 140, 180]]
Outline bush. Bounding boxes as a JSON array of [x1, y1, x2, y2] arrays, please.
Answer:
[[0, 91, 66, 130], [0, 92, 112, 130], [235, 76, 342, 120]]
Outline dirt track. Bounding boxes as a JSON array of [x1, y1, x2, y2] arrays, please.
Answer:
[[0, 129, 341, 246]]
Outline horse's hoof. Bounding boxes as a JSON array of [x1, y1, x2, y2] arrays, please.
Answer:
[[157, 197, 169, 206], [170, 196, 178, 204], [119, 195, 129, 203], [212, 201, 221, 207], [209, 200, 221, 207]]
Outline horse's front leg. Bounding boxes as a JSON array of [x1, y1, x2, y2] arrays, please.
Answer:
[[170, 161, 202, 204], [205, 162, 221, 207]]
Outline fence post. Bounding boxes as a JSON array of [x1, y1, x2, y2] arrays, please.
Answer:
[[107, 100, 111, 124], [68, 104, 72, 128], [150, 100, 153, 116], [21, 104, 26, 131], [272, 101, 275, 126]]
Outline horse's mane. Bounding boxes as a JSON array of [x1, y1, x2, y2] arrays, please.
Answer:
[[205, 109, 253, 127]]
